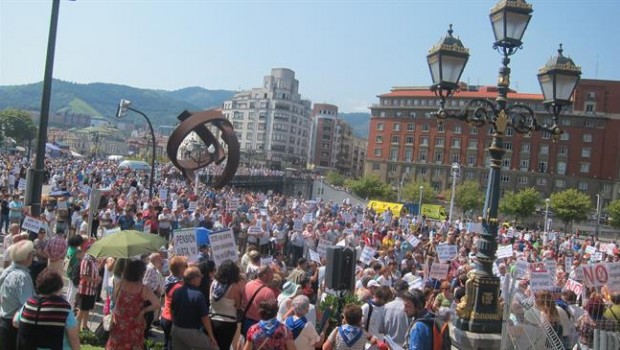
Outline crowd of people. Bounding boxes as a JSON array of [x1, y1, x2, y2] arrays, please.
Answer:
[[1, 153, 620, 350]]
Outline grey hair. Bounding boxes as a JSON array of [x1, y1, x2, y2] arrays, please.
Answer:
[[291, 295, 310, 316]]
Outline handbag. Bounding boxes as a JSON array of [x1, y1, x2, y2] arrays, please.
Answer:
[[238, 284, 266, 322]]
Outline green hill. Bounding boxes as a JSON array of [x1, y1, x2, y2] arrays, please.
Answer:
[[0, 79, 235, 127], [340, 112, 370, 139]]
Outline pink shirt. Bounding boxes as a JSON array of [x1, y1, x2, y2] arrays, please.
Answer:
[[243, 279, 276, 321]]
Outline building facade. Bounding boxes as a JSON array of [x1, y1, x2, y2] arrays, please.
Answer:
[[310, 103, 366, 178], [222, 68, 313, 170], [365, 80, 620, 205]]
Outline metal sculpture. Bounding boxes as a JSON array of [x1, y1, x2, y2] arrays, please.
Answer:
[[166, 109, 240, 188]]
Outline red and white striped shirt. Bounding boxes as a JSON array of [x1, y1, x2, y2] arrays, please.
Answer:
[[77, 255, 98, 296]]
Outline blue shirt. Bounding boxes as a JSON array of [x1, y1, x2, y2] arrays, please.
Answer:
[[171, 285, 209, 329], [0, 263, 35, 319], [408, 313, 433, 350]]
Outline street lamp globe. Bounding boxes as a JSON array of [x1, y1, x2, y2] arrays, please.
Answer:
[[452, 162, 461, 173], [427, 24, 470, 96], [489, 0, 533, 51], [538, 44, 582, 108]]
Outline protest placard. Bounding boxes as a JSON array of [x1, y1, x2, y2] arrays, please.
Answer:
[[188, 201, 198, 212], [104, 227, 121, 236], [172, 200, 178, 210], [57, 200, 67, 210], [565, 257, 573, 274], [342, 213, 352, 224], [544, 260, 557, 281], [436, 244, 457, 262], [144, 224, 151, 233], [309, 249, 321, 264], [593, 252, 603, 262], [247, 226, 263, 236], [210, 228, 239, 267], [317, 239, 330, 257], [227, 198, 240, 212], [585, 246, 597, 255], [360, 246, 377, 265], [159, 188, 168, 201], [497, 245, 514, 259], [302, 213, 314, 223], [406, 235, 421, 248], [580, 263, 609, 288], [514, 260, 529, 279], [429, 263, 450, 281], [17, 178, 26, 191], [21, 216, 43, 233], [336, 240, 346, 247], [343, 228, 354, 236], [293, 219, 304, 231], [530, 270, 553, 292], [174, 228, 198, 257], [260, 257, 273, 267], [564, 279, 583, 297], [606, 262, 620, 292], [523, 233, 531, 241]]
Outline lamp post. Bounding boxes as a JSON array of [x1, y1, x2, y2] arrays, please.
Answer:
[[426, 0, 581, 333], [418, 185, 424, 222], [449, 162, 460, 224], [89, 131, 100, 160], [595, 194, 601, 239], [544, 197, 550, 243], [116, 99, 156, 200]]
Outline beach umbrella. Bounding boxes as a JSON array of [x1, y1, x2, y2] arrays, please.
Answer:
[[87, 230, 166, 258]]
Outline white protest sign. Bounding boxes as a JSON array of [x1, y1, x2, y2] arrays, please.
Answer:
[[429, 263, 450, 280], [565, 257, 573, 274], [360, 246, 377, 265], [104, 227, 121, 236], [585, 246, 597, 255], [406, 235, 421, 248], [564, 279, 583, 297], [159, 188, 168, 201], [302, 213, 314, 223], [544, 260, 557, 281], [436, 244, 457, 262], [593, 251, 603, 262], [309, 249, 321, 264], [467, 222, 482, 233], [514, 260, 529, 279], [17, 178, 26, 190], [247, 226, 263, 236], [605, 243, 617, 255], [210, 228, 239, 267], [523, 233, 531, 241], [317, 239, 330, 257], [342, 213, 352, 224], [343, 228, 354, 236], [174, 228, 198, 257], [172, 200, 178, 210], [227, 198, 240, 212], [188, 201, 198, 212], [57, 200, 67, 210], [336, 240, 346, 247], [260, 257, 273, 267], [580, 263, 609, 288], [293, 219, 304, 231], [530, 270, 554, 292], [260, 209, 268, 216], [606, 262, 620, 292], [144, 224, 151, 233], [21, 216, 43, 233], [497, 245, 514, 259]]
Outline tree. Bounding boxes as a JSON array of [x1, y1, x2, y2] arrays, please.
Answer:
[[345, 175, 395, 201], [401, 180, 437, 204], [0, 109, 37, 144], [550, 188, 592, 230], [499, 187, 542, 224], [325, 170, 346, 187], [606, 199, 620, 229], [455, 180, 485, 216]]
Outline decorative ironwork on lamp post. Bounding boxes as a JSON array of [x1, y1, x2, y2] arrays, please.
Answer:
[[426, 0, 581, 333]]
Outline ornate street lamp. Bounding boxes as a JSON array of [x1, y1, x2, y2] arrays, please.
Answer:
[[426, 0, 581, 334], [116, 99, 157, 200]]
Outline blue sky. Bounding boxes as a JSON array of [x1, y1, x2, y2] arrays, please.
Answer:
[[1, 0, 619, 112]]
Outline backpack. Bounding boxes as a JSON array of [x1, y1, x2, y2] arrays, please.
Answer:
[[68, 259, 81, 287], [403, 316, 451, 350]]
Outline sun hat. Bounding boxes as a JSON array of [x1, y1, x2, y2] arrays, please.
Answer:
[[277, 281, 300, 303]]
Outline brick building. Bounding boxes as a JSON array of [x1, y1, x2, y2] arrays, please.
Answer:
[[364, 80, 620, 205], [310, 103, 367, 178]]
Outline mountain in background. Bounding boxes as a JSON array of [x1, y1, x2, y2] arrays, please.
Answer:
[[340, 112, 370, 139], [0, 79, 235, 126]]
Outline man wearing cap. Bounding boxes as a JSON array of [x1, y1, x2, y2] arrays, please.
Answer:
[[0, 240, 35, 349]]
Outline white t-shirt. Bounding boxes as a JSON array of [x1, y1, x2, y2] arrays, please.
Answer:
[[293, 318, 320, 350], [361, 302, 386, 340]]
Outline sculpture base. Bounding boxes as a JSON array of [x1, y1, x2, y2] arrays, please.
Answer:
[[454, 273, 502, 333], [450, 324, 502, 350]]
